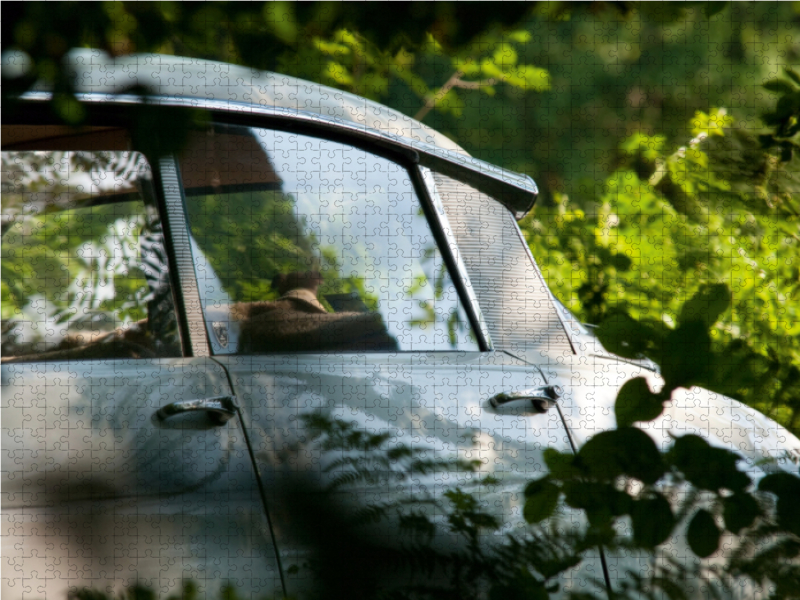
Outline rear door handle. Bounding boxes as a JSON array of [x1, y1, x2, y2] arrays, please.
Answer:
[[156, 396, 239, 424], [488, 385, 562, 413]]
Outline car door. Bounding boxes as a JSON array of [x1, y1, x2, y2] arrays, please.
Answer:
[[176, 123, 601, 596], [1, 126, 283, 600]]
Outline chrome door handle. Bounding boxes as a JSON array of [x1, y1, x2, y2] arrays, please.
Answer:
[[488, 385, 563, 412], [156, 396, 239, 424]]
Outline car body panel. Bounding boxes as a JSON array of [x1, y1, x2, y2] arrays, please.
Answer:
[[1, 358, 283, 598], [216, 351, 605, 596]]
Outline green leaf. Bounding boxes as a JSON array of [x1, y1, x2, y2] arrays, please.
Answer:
[[780, 141, 794, 163], [523, 479, 560, 524], [659, 320, 712, 389], [704, 2, 729, 17], [595, 311, 654, 359], [668, 435, 750, 492], [543, 448, 582, 479], [506, 30, 532, 44], [492, 43, 518, 67], [262, 1, 298, 44], [759, 472, 800, 496], [512, 65, 551, 91], [785, 67, 800, 87], [759, 472, 800, 536], [763, 79, 797, 96], [722, 493, 761, 533], [631, 494, 674, 548], [609, 252, 633, 272], [687, 509, 720, 558], [615, 376, 664, 427], [678, 283, 731, 328], [579, 428, 664, 484], [562, 481, 631, 514]]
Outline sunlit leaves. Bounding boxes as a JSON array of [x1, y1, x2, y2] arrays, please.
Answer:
[[619, 132, 666, 162], [690, 108, 734, 139]]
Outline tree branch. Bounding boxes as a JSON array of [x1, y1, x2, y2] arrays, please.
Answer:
[[414, 70, 463, 122]]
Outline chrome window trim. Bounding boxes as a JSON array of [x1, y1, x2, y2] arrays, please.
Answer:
[[157, 156, 209, 357], [18, 91, 538, 218], [417, 166, 493, 350]]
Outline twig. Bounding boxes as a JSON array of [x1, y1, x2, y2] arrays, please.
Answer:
[[414, 70, 497, 121]]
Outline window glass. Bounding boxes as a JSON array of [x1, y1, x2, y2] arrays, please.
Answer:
[[180, 125, 478, 353], [1, 145, 181, 361]]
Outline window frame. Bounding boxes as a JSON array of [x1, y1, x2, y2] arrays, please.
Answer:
[[174, 120, 492, 354], [5, 97, 507, 355], [0, 109, 192, 357]]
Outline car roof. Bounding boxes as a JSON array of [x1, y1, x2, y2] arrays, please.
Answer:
[[53, 49, 468, 156]]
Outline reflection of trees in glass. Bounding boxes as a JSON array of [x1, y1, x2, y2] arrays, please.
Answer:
[[1, 151, 155, 352], [186, 190, 378, 307], [185, 128, 477, 350], [407, 243, 473, 348]]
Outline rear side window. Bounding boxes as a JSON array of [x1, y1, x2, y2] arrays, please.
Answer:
[[1, 130, 181, 362], [179, 125, 478, 354]]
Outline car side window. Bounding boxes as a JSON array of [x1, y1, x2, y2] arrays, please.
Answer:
[[180, 125, 478, 353], [1, 133, 181, 362]]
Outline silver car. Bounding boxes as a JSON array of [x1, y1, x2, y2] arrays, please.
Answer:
[[3, 49, 799, 599]]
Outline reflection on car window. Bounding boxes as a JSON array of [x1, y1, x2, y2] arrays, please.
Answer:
[[1, 147, 181, 362], [180, 125, 478, 353]]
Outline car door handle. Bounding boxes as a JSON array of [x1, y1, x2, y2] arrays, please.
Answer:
[[488, 385, 563, 412], [156, 396, 239, 424]]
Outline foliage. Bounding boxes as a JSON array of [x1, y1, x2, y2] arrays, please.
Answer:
[[1, 3, 538, 129], [522, 285, 800, 599], [0, 151, 158, 352], [279, 28, 549, 122], [522, 90, 800, 434]]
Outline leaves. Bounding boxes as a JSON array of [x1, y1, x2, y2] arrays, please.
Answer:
[[595, 311, 654, 359], [615, 376, 664, 427], [763, 79, 798, 96], [523, 479, 560, 524], [722, 493, 761, 534], [631, 494, 674, 548], [542, 447, 582, 479], [668, 435, 749, 493], [687, 509, 721, 558], [677, 283, 732, 329], [578, 428, 665, 485], [689, 108, 734, 138], [659, 320, 712, 390], [759, 472, 800, 536]]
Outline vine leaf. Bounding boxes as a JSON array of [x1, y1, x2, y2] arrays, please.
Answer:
[[615, 376, 664, 427], [687, 509, 720, 558]]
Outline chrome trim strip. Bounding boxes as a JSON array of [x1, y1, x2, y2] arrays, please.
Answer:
[[19, 91, 538, 217], [418, 166, 493, 350], [158, 156, 209, 357]]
